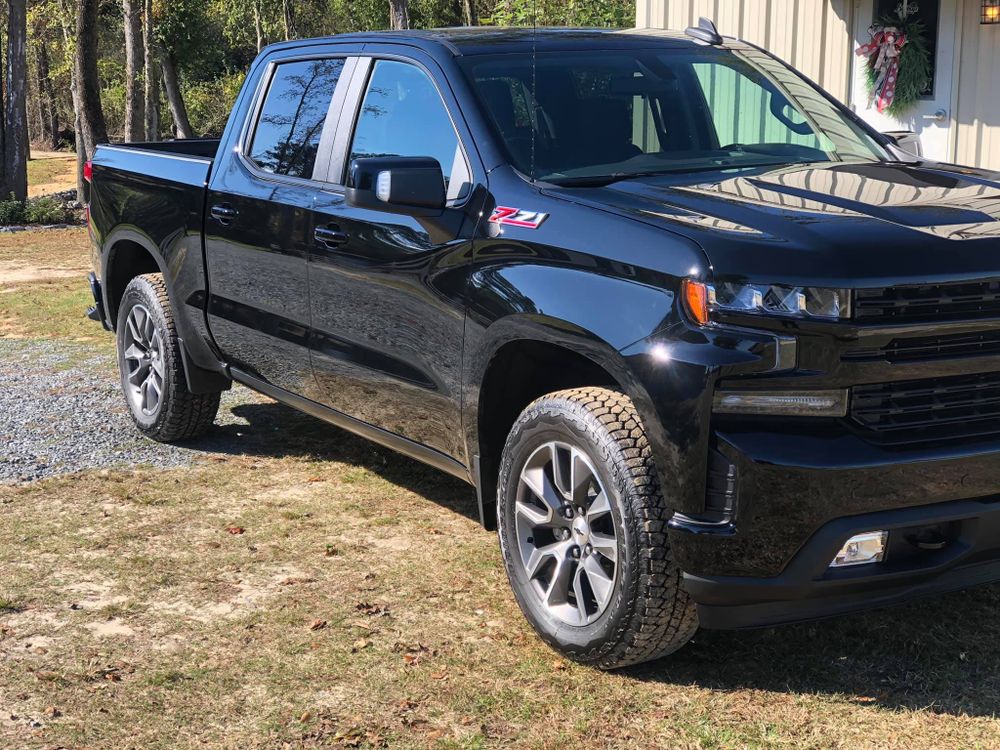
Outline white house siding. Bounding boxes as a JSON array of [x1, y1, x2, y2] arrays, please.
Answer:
[[954, 11, 1000, 170], [635, 0, 856, 101]]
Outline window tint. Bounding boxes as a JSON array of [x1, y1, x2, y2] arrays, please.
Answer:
[[462, 50, 885, 184], [249, 58, 344, 178], [350, 60, 468, 198]]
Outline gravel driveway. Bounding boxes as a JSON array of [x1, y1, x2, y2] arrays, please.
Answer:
[[0, 339, 269, 484]]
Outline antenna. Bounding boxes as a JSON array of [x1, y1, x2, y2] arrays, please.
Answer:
[[530, 0, 537, 182], [685, 17, 723, 45]]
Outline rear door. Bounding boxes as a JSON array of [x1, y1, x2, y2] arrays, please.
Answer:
[[307, 52, 483, 462], [205, 52, 351, 394]]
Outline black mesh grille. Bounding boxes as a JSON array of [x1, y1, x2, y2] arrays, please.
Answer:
[[851, 372, 1000, 443], [855, 281, 1000, 323], [843, 330, 1000, 363]]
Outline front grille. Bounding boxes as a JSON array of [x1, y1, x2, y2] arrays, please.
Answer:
[[855, 280, 1000, 323], [851, 372, 1000, 443], [843, 330, 1000, 363]]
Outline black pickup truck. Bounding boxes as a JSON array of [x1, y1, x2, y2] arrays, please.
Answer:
[[86, 22, 1000, 669]]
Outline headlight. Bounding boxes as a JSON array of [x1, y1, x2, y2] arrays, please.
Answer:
[[682, 280, 850, 323]]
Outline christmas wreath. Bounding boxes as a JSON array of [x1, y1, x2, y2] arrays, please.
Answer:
[[856, 5, 932, 117]]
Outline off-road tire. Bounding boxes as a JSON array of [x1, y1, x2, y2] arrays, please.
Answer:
[[497, 387, 698, 669], [116, 273, 220, 442]]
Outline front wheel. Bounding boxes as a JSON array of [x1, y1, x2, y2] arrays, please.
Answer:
[[116, 273, 220, 442], [497, 387, 697, 669]]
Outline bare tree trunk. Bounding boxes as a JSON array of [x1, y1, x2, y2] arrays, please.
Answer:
[[142, 0, 158, 140], [57, 0, 86, 199], [253, 0, 264, 53], [3, 0, 29, 202], [282, 0, 295, 40], [389, 0, 409, 30], [75, 0, 109, 159], [123, 0, 144, 142], [158, 47, 192, 139], [462, 0, 477, 26], [36, 37, 59, 150]]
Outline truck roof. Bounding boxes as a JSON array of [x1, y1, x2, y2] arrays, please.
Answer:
[[265, 27, 718, 57]]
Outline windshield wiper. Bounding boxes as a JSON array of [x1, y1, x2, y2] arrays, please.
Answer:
[[548, 163, 780, 188]]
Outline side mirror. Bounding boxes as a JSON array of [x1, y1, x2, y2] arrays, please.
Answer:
[[882, 130, 923, 159], [346, 157, 446, 217]]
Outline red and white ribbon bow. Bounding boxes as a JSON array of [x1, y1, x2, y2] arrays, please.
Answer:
[[856, 26, 908, 114]]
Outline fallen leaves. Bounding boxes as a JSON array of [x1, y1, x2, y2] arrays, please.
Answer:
[[355, 601, 390, 618], [308, 619, 327, 632], [225, 526, 245, 535]]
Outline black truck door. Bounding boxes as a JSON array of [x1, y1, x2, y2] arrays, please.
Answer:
[[307, 54, 481, 463], [204, 55, 348, 394]]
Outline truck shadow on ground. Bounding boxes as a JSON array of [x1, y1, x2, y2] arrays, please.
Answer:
[[191, 398, 481, 525], [627, 585, 1000, 718], [188, 397, 1000, 719]]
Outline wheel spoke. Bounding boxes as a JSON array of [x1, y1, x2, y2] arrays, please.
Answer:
[[521, 463, 565, 519], [545, 555, 574, 607], [124, 343, 146, 362], [587, 490, 611, 520], [550, 443, 573, 499], [127, 360, 150, 386], [572, 565, 589, 623], [570, 449, 594, 505], [583, 555, 614, 611], [515, 499, 550, 527], [590, 531, 617, 563], [150, 355, 165, 379]]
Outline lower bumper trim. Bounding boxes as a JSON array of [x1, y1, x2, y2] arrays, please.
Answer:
[[685, 496, 1000, 629]]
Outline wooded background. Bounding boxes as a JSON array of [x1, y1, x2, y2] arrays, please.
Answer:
[[0, 0, 634, 202]]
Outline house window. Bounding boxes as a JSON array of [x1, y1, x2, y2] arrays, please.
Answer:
[[874, 0, 939, 96]]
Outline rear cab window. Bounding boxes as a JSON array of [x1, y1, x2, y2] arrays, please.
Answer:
[[247, 58, 345, 179]]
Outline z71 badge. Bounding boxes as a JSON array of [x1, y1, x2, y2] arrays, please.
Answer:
[[488, 206, 549, 229]]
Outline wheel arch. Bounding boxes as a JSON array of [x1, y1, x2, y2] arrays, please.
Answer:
[[102, 228, 230, 395], [467, 315, 663, 530]]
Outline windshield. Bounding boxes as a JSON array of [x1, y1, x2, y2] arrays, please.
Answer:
[[460, 46, 888, 186]]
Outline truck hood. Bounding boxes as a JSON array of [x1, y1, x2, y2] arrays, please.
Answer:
[[546, 161, 1000, 287]]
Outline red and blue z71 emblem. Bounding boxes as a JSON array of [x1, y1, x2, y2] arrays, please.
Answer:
[[488, 206, 549, 229]]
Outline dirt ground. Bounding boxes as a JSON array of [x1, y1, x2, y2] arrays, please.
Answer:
[[26, 152, 78, 198], [3, 229, 1000, 750]]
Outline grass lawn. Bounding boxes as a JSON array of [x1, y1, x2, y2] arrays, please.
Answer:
[[3, 230, 1000, 749]]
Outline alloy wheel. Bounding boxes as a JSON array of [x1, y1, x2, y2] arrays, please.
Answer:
[[121, 303, 165, 417], [514, 441, 620, 626]]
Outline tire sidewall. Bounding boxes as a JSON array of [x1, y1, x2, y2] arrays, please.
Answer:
[[497, 399, 641, 661], [116, 277, 176, 435]]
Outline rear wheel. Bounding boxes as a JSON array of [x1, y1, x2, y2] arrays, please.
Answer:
[[497, 387, 697, 669], [116, 273, 220, 442]]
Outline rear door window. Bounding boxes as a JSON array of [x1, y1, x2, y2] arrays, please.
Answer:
[[248, 58, 345, 179]]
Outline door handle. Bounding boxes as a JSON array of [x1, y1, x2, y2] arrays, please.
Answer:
[[210, 203, 238, 225], [923, 109, 948, 123], [314, 225, 349, 248]]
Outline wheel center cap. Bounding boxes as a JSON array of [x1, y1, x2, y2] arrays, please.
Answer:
[[572, 516, 590, 544]]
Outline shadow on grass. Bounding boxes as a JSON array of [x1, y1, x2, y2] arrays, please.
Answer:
[[186, 399, 480, 524], [183, 397, 1000, 718], [627, 584, 1000, 718]]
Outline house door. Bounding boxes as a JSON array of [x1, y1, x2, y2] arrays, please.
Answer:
[[850, 0, 959, 161]]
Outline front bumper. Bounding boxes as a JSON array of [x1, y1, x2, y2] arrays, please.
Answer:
[[686, 495, 1000, 629], [671, 424, 1000, 629]]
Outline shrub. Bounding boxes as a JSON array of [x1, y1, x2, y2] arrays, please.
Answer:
[[25, 197, 68, 225], [0, 195, 27, 226]]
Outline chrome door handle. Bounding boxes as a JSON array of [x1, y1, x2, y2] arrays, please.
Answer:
[[314, 225, 349, 248], [923, 109, 948, 122], [210, 204, 238, 224]]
